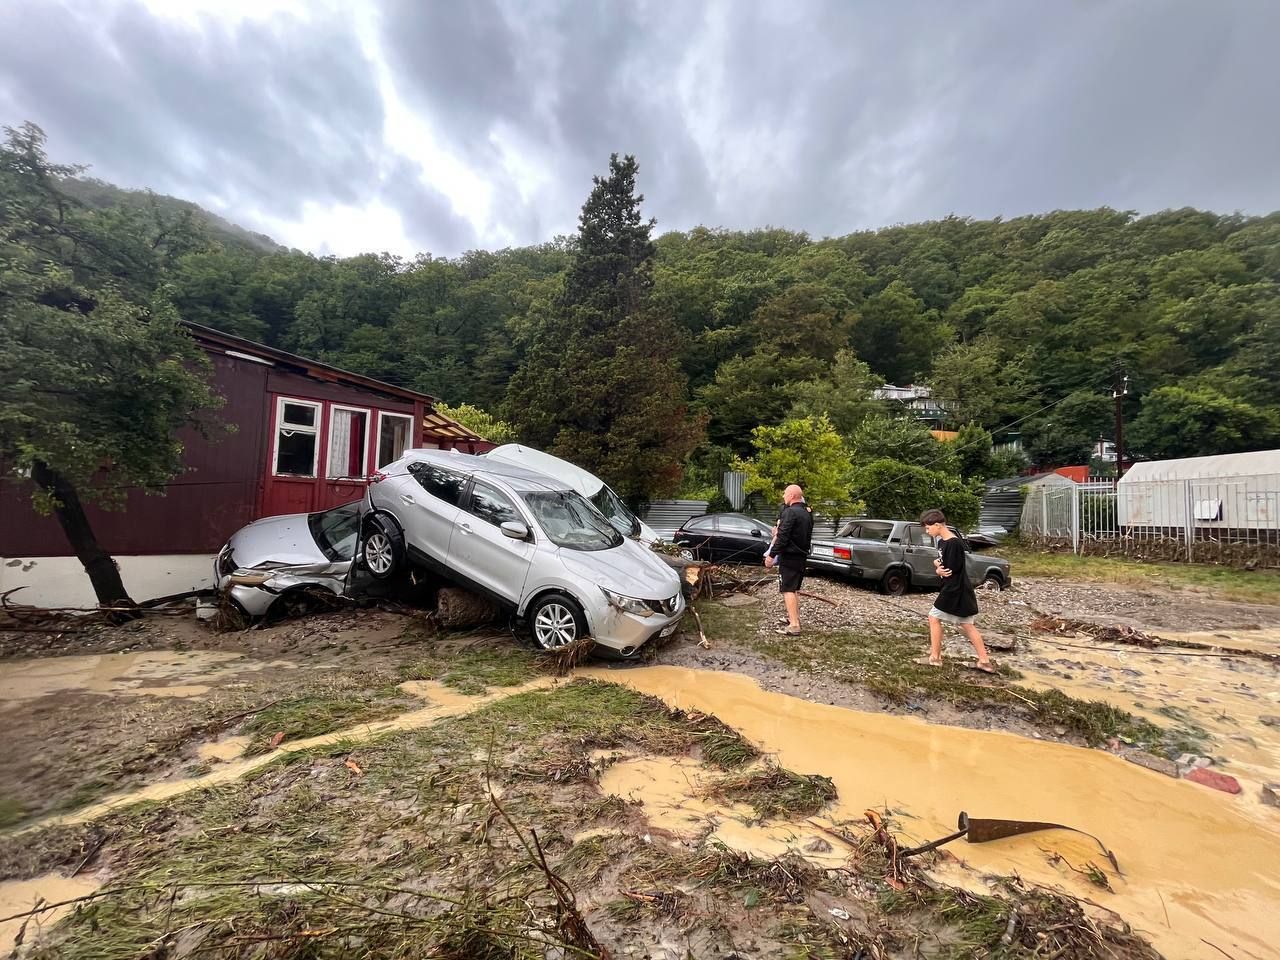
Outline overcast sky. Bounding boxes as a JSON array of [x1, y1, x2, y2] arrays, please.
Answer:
[[2, 0, 1277, 258]]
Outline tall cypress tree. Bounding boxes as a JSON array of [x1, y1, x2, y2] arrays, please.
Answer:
[[507, 154, 704, 500]]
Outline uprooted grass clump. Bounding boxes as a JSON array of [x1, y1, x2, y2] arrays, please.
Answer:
[[399, 634, 544, 694], [706, 766, 837, 821]]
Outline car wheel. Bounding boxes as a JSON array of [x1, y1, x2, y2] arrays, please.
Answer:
[[879, 569, 909, 596], [678, 547, 696, 562], [980, 572, 1005, 591], [528, 592, 587, 651], [362, 522, 401, 581]]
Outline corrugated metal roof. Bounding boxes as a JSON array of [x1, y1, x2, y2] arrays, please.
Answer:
[[1120, 449, 1280, 483]]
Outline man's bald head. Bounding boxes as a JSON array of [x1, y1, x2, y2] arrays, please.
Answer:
[[783, 484, 805, 505]]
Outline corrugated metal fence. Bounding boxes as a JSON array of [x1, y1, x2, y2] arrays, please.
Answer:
[[1020, 473, 1280, 566]]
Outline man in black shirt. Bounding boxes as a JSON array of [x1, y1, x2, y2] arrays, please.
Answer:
[[919, 508, 994, 672], [764, 484, 814, 635]]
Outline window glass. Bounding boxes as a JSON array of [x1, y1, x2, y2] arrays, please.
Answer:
[[589, 484, 640, 537], [837, 520, 893, 541], [467, 480, 522, 528], [275, 399, 319, 476], [685, 516, 716, 531], [307, 502, 362, 560], [377, 414, 413, 468], [411, 464, 466, 506], [906, 524, 930, 546], [522, 490, 623, 551], [718, 515, 758, 535], [327, 408, 368, 478]]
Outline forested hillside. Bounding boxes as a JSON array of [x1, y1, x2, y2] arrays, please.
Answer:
[[164, 206, 1280, 468]]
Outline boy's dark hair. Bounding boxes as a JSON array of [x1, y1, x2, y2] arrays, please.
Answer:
[[919, 509, 947, 526]]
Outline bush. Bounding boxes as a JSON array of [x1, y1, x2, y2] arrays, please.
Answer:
[[851, 458, 982, 530], [706, 490, 733, 514]]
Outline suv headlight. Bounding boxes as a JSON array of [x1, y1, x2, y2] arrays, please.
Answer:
[[600, 587, 654, 617]]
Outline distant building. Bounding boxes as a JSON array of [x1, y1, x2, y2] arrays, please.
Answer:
[[873, 384, 951, 429]]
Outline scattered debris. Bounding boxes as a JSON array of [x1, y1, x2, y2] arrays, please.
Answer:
[[1125, 751, 1180, 778], [899, 812, 1121, 874], [1185, 768, 1242, 795], [435, 586, 502, 628], [1261, 784, 1280, 808], [1260, 715, 1280, 728], [1031, 613, 1280, 663]]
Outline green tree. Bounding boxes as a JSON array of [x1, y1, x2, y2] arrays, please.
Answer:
[[734, 415, 858, 514], [0, 123, 224, 608], [784, 348, 883, 437], [851, 459, 981, 531], [435, 402, 519, 445], [1128, 385, 1278, 460], [1022, 391, 1111, 468], [848, 415, 957, 472], [505, 154, 704, 499], [948, 422, 996, 480], [851, 279, 945, 383]]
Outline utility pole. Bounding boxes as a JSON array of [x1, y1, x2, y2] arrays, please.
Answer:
[[1112, 367, 1130, 477]]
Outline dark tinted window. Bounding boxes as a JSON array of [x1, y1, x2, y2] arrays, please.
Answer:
[[408, 463, 466, 506], [718, 515, 759, 535], [467, 480, 522, 528]]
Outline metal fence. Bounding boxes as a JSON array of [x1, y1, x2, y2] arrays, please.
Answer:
[[1020, 473, 1280, 566]]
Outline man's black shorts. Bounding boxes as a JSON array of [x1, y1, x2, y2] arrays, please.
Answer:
[[777, 556, 805, 593]]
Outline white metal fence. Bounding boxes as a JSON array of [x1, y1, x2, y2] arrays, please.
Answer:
[[1020, 473, 1280, 566]]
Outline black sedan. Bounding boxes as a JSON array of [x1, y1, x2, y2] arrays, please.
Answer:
[[672, 513, 773, 564]]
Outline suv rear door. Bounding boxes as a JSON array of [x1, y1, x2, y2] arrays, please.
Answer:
[[451, 478, 535, 604], [401, 461, 467, 564]]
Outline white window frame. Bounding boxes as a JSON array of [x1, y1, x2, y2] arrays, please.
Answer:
[[271, 397, 323, 478], [375, 411, 416, 468], [326, 404, 373, 480]]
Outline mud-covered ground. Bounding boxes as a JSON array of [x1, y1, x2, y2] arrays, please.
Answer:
[[1, 566, 1277, 959]]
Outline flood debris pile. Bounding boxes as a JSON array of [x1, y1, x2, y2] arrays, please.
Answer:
[[0, 676, 1172, 959]]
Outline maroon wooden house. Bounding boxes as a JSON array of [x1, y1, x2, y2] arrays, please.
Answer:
[[2, 324, 493, 604]]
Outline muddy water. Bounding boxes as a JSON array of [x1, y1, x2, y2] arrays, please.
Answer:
[[1019, 636, 1280, 792], [0, 873, 102, 952], [0, 651, 297, 708], [582, 665, 1280, 960], [12, 677, 555, 836], [195, 735, 252, 763]]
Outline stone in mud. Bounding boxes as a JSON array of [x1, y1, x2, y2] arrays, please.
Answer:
[[804, 837, 833, 853], [1125, 751, 1179, 778], [1185, 768, 1242, 795], [1262, 784, 1280, 809], [1260, 715, 1280, 728]]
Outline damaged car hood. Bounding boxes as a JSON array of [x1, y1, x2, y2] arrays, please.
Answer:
[[228, 513, 329, 567], [557, 541, 680, 600]]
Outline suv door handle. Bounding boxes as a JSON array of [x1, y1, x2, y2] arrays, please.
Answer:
[[400, 494, 416, 505], [459, 521, 472, 534]]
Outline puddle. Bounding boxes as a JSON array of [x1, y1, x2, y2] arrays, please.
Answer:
[[597, 754, 855, 869], [0, 651, 298, 709], [12, 677, 555, 835], [0, 872, 102, 953], [582, 664, 1280, 960], [195, 735, 252, 763]]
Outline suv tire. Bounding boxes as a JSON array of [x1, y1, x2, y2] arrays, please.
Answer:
[[527, 592, 587, 651], [361, 517, 403, 581]]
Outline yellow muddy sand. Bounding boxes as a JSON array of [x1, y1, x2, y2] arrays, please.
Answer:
[[0, 873, 101, 953], [0, 650, 296, 708], [582, 664, 1280, 960], [195, 734, 252, 763], [11, 677, 555, 836]]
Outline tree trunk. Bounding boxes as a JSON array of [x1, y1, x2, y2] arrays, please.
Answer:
[[31, 460, 137, 613]]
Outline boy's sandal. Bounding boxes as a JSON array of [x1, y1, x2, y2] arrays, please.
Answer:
[[975, 660, 997, 674], [914, 656, 944, 667], [775, 626, 801, 635]]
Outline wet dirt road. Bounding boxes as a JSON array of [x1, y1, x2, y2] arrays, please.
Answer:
[[583, 664, 1280, 960]]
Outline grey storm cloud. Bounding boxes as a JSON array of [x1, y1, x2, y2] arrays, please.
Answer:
[[2, 0, 1278, 258]]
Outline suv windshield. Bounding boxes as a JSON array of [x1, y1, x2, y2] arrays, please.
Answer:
[[589, 484, 640, 537], [307, 502, 361, 560], [523, 490, 624, 551]]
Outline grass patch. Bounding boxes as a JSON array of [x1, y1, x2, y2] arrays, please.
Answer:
[[1000, 545, 1280, 605], [401, 640, 542, 695], [240, 687, 407, 755], [706, 766, 836, 820], [749, 624, 1188, 750], [691, 598, 762, 646]]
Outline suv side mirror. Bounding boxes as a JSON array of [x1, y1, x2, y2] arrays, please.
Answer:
[[500, 521, 530, 540], [750, 528, 761, 537]]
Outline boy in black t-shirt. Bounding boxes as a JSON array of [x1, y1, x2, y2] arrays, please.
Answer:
[[918, 509, 995, 673]]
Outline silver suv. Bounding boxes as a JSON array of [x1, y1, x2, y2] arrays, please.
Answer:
[[361, 450, 684, 656]]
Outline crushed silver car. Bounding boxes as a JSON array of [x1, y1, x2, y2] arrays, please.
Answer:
[[215, 501, 362, 617], [362, 450, 684, 656]]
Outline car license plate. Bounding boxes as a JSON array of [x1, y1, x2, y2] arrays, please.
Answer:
[[813, 545, 833, 557], [659, 621, 681, 638]]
